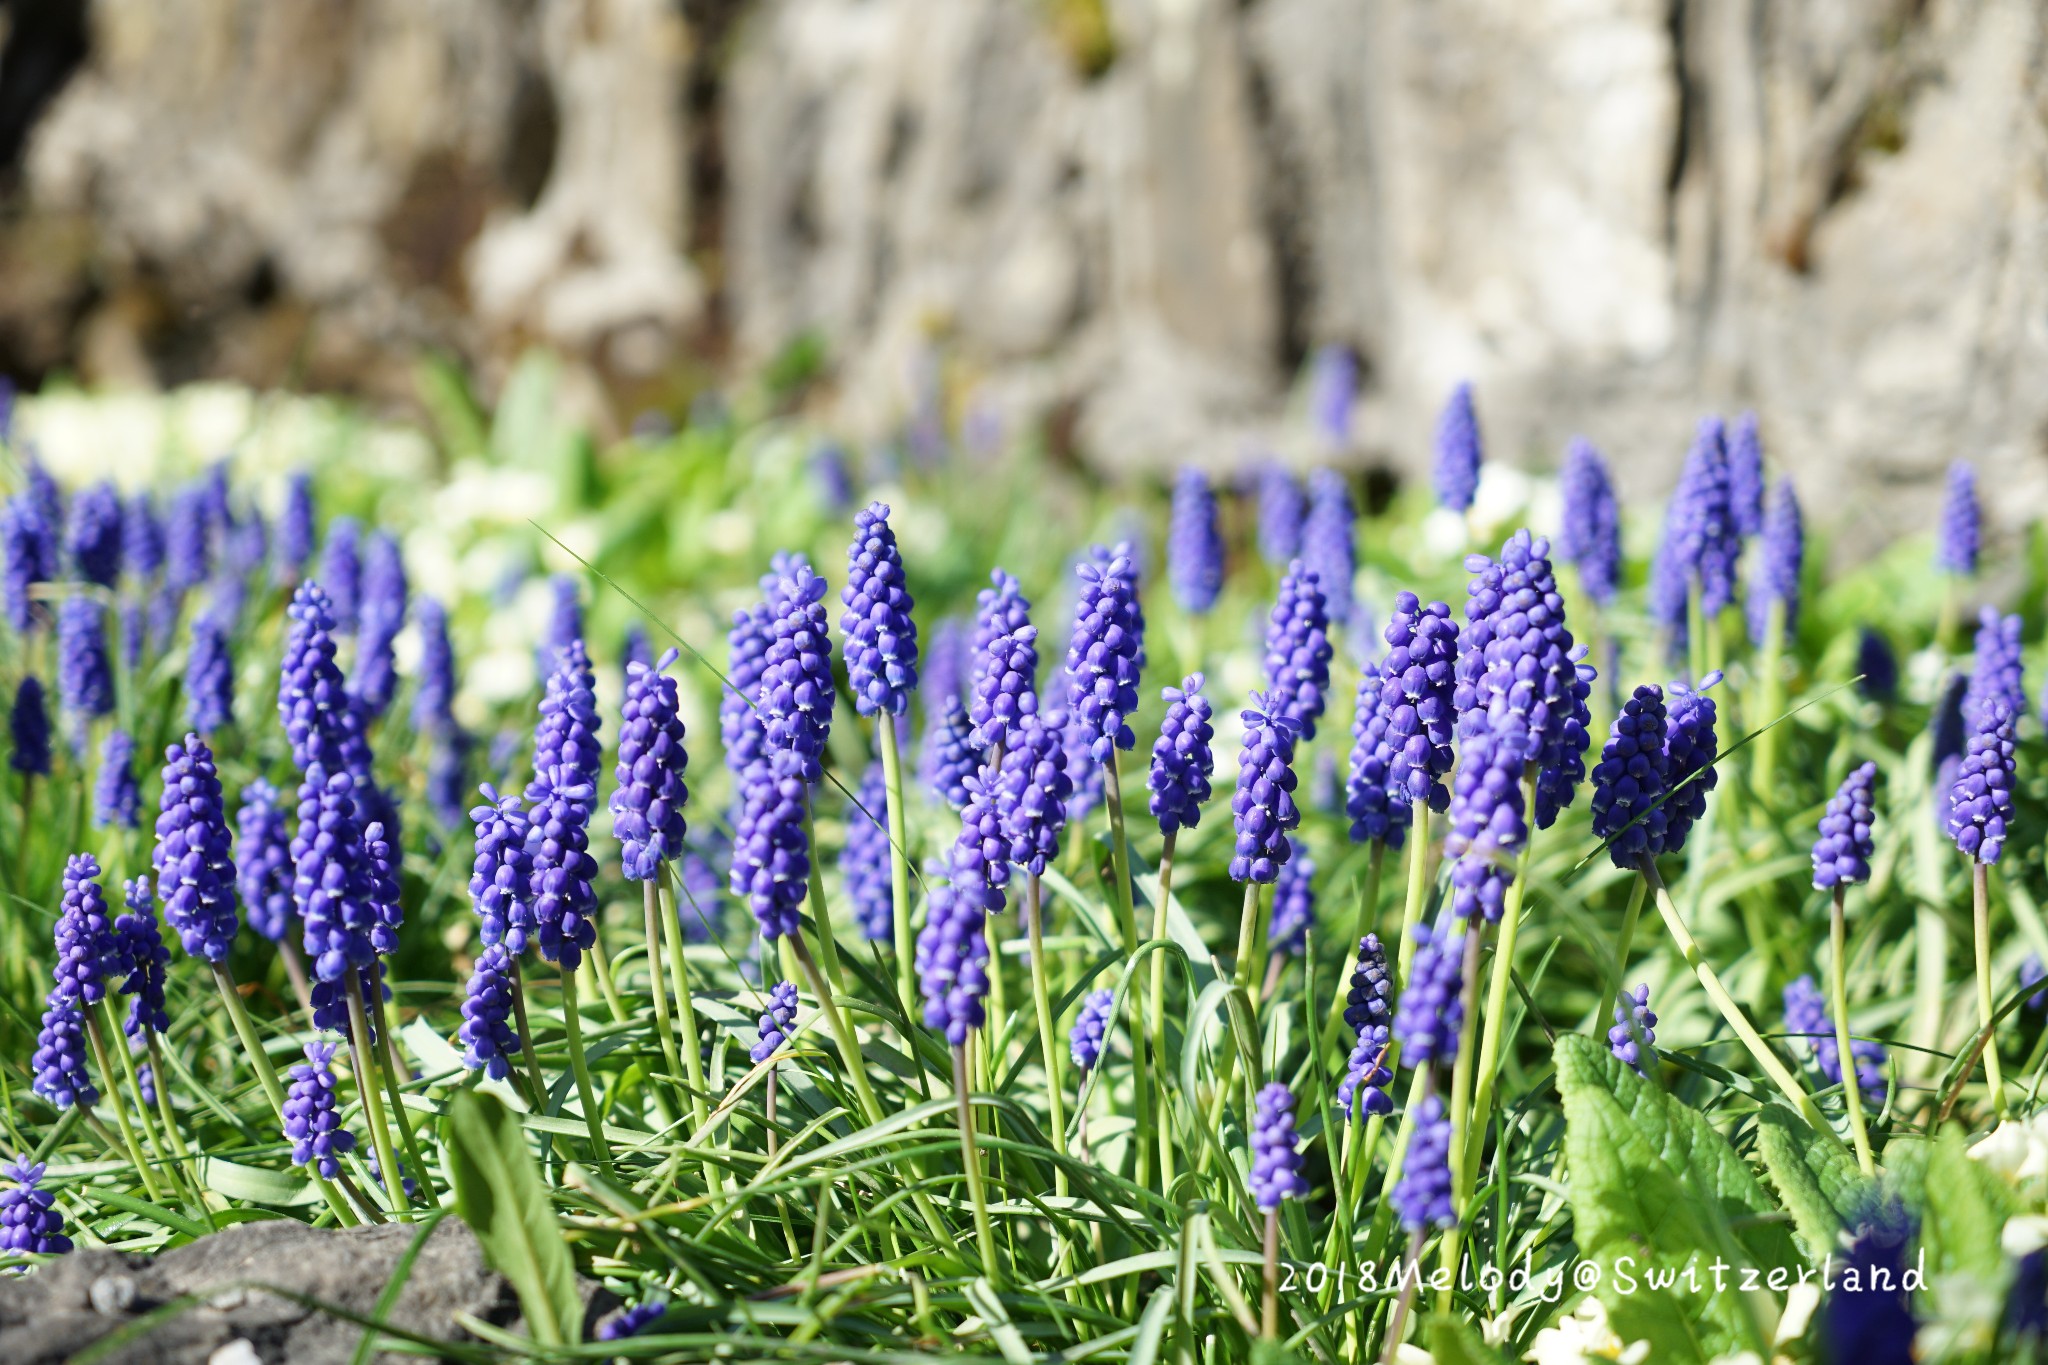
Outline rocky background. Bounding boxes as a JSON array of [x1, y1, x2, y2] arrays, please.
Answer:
[[0, 0, 2042, 546]]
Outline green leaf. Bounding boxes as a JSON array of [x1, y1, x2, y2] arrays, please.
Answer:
[[88, 1189, 212, 1240], [443, 1089, 582, 1347], [1920, 1124, 2018, 1280], [198, 1157, 321, 1207], [1427, 1314, 1507, 1364], [1553, 1033, 1777, 1362], [1752, 1104, 1878, 1261]]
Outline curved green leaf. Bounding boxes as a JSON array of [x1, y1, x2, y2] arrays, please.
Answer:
[[444, 1089, 581, 1347]]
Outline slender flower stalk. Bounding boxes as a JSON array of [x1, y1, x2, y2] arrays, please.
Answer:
[[1948, 700, 2016, 1117], [1814, 761, 1879, 1171]]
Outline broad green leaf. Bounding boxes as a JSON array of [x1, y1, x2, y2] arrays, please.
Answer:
[[444, 1089, 582, 1347], [199, 1157, 320, 1208], [1428, 1314, 1507, 1364], [1129, 1287, 1175, 1365], [1919, 1124, 2017, 1280], [1249, 1339, 1308, 1365], [1752, 1104, 1877, 1261], [1553, 1033, 1773, 1362]]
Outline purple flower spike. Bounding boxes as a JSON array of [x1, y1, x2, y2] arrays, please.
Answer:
[[952, 769, 1012, 905], [1727, 412, 1765, 540], [124, 493, 163, 583], [1557, 438, 1621, 607], [279, 581, 367, 781], [1391, 1097, 1457, 1231], [759, 564, 837, 783], [277, 472, 315, 583], [459, 944, 523, 1079], [57, 596, 113, 723], [1310, 345, 1357, 447], [0, 1158, 71, 1255], [1147, 675, 1215, 836], [53, 854, 122, 1006], [1061, 709, 1105, 824], [920, 695, 978, 810], [1345, 659, 1411, 849], [1248, 1083, 1308, 1209], [413, 597, 458, 735], [1433, 381, 1483, 514], [1, 496, 53, 634], [116, 877, 170, 1039], [1256, 467, 1305, 567], [731, 748, 812, 941], [1784, 975, 1886, 1107], [1266, 835, 1316, 957], [844, 762, 895, 940], [540, 574, 582, 681], [1813, 762, 1878, 891], [31, 996, 97, 1111], [1167, 468, 1224, 615], [916, 869, 991, 1046], [1649, 417, 1742, 645], [94, 730, 140, 831], [1301, 470, 1356, 627], [185, 611, 234, 733], [1262, 561, 1333, 741], [1070, 988, 1115, 1070], [751, 980, 800, 1063], [155, 734, 240, 962], [1964, 608, 2025, 735], [469, 785, 533, 952], [1746, 477, 1803, 646], [597, 1300, 667, 1342], [284, 1041, 357, 1178], [1660, 672, 1723, 854], [840, 502, 920, 717], [64, 481, 123, 589], [1063, 549, 1144, 763], [1393, 921, 1465, 1068], [10, 676, 50, 776], [1228, 695, 1301, 884], [970, 617, 1037, 758], [611, 648, 691, 881], [527, 763, 599, 972], [1935, 460, 1979, 576], [230, 779, 292, 945], [721, 597, 773, 807], [970, 570, 1031, 693], [293, 768, 379, 996], [1338, 1022, 1393, 1119], [527, 639, 602, 808], [1609, 983, 1657, 1074], [320, 518, 361, 632], [1444, 709, 1528, 923], [1947, 702, 2016, 865], [1001, 712, 1073, 876], [1381, 592, 1458, 813], [926, 616, 971, 717], [351, 530, 407, 718], [1589, 685, 1671, 869]]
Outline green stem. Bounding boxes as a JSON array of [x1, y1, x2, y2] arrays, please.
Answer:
[[372, 964, 433, 1203], [1752, 600, 1786, 807], [801, 800, 847, 999], [557, 966, 614, 1178], [507, 961, 550, 1113], [1396, 812, 1432, 984], [640, 880, 687, 1115], [656, 866, 715, 1140], [1102, 759, 1153, 1191], [585, 925, 629, 1025], [1829, 888, 1876, 1174], [1147, 831, 1177, 1192], [1686, 581, 1706, 691], [877, 718, 918, 1026], [344, 967, 415, 1219], [1026, 874, 1071, 1194], [84, 1011, 162, 1202], [1434, 923, 1487, 1308], [952, 1043, 1000, 1283], [1262, 1208, 1280, 1340], [1974, 861, 2008, 1118], [1594, 876, 1648, 1038], [1324, 842, 1386, 1055]]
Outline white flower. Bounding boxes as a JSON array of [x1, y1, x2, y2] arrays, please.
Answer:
[[2003, 1213, 2048, 1258], [1775, 1281, 1820, 1345], [1524, 1298, 1649, 1365], [1968, 1116, 2048, 1184]]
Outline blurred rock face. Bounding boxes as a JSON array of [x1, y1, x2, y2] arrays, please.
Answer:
[[5, 0, 2048, 542]]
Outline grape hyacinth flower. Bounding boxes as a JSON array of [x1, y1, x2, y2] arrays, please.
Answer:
[[1063, 550, 1144, 763], [1345, 934, 1394, 1034], [599, 1301, 667, 1342], [57, 595, 114, 724], [969, 619, 1038, 756], [1256, 466, 1305, 566], [1301, 469, 1356, 626], [1964, 608, 2024, 734], [94, 730, 140, 830], [31, 996, 96, 1111], [1393, 922, 1465, 1068], [1266, 835, 1316, 958], [721, 599, 772, 796], [611, 648, 691, 881], [1391, 1097, 1456, 1231], [1823, 1208, 1920, 1356], [840, 502, 920, 716], [1070, 988, 1114, 1070], [64, 481, 123, 588], [1589, 685, 1671, 868], [920, 695, 978, 810], [1857, 629, 1897, 704], [731, 749, 812, 941], [527, 766, 600, 972], [53, 854, 122, 1006], [1147, 676, 1214, 836], [1382, 592, 1461, 817], [1936, 460, 1979, 576], [527, 639, 603, 805], [1228, 696, 1301, 883], [293, 769, 379, 1020], [412, 596, 458, 735], [1813, 762, 1878, 890], [162, 484, 211, 597], [184, 612, 234, 733], [1247, 1083, 1308, 1209], [10, 676, 50, 775], [1, 496, 52, 633], [968, 569, 1029, 708], [458, 944, 522, 1079], [351, 530, 407, 718], [2026, 955, 2048, 1012], [1444, 708, 1529, 922], [759, 564, 837, 783], [1000, 712, 1073, 876], [1661, 672, 1723, 854], [1747, 478, 1804, 646], [621, 622, 652, 677], [751, 980, 800, 1062], [469, 786, 533, 952], [1727, 412, 1765, 540], [1556, 438, 1621, 606], [1338, 1021, 1394, 1119], [1609, 983, 1657, 1074], [1309, 344, 1357, 447], [283, 1041, 356, 1178], [1062, 709, 1105, 824], [124, 493, 163, 583], [1262, 561, 1333, 740], [227, 510, 267, 581], [928, 615, 973, 716], [320, 518, 362, 632], [279, 581, 365, 780], [1783, 975, 1886, 1107], [1346, 660, 1411, 849], [0, 1159, 71, 1256], [916, 871, 991, 1045], [1649, 416, 1742, 640], [1947, 702, 2016, 865], [1433, 381, 1482, 514], [155, 734, 239, 962], [277, 472, 315, 583], [1167, 468, 1224, 615], [115, 877, 169, 1039], [844, 762, 895, 940]]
